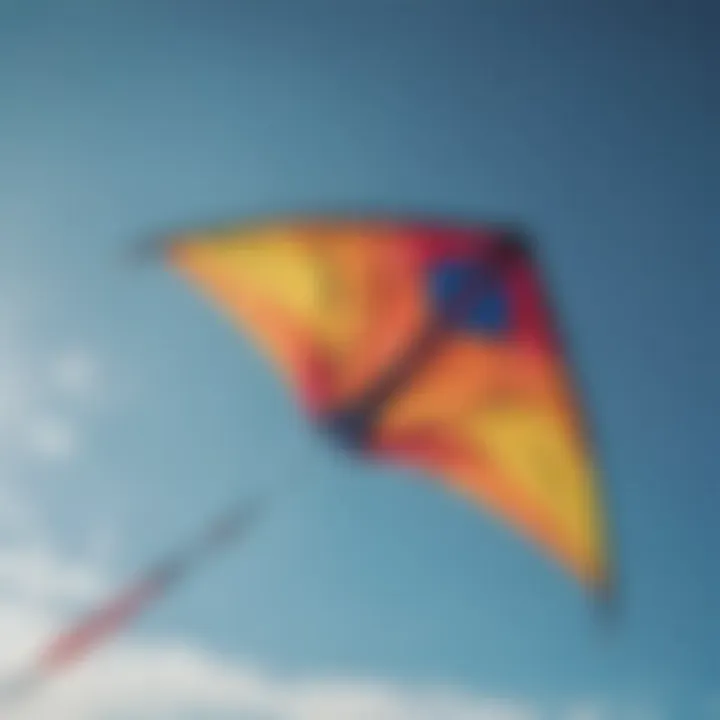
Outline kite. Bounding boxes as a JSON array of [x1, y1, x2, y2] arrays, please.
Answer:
[[163, 215, 611, 591], [0, 214, 612, 708]]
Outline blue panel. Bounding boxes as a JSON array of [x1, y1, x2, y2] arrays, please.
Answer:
[[428, 260, 509, 334]]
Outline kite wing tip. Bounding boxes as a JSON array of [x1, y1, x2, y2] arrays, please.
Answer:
[[498, 222, 536, 259], [591, 567, 620, 623], [127, 234, 177, 268]]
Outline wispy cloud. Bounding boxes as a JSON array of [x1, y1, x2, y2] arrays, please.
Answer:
[[0, 314, 102, 467], [0, 596, 537, 720], [0, 544, 107, 608], [0, 538, 536, 720], [50, 349, 100, 400], [21, 412, 78, 461], [563, 704, 605, 720]]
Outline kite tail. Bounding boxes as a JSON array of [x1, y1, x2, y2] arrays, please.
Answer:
[[0, 495, 268, 709]]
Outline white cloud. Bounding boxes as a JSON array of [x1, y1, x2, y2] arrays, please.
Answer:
[[0, 313, 102, 466], [0, 486, 39, 538], [22, 413, 78, 461], [0, 534, 536, 720], [51, 349, 100, 401], [0, 609, 537, 720], [564, 704, 604, 720], [0, 349, 31, 437], [0, 544, 107, 607]]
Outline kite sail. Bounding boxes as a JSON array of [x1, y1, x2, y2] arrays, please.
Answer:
[[163, 215, 611, 592]]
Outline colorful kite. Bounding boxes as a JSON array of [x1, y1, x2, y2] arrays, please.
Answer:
[[0, 215, 612, 707], [164, 215, 611, 591]]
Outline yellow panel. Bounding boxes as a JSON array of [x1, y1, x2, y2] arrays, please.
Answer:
[[467, 403, 605, 582], [164, 222, 427, 411], [376, 336, 607, 588]]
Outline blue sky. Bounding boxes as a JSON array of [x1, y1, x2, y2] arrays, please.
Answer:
[[0, 1, 716, 718]]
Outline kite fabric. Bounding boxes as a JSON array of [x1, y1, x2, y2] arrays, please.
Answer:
[[164, 216, 611, 593]]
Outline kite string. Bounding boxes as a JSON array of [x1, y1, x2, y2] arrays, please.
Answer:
[[0, 479, 300, 710]]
